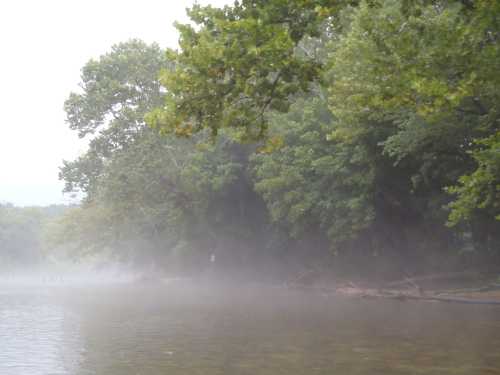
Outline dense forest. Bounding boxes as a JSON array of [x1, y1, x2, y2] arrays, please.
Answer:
[[38, 0, 500, 281], [0, 204, 68, 271]]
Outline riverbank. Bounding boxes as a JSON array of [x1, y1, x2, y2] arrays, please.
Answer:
[[334, 285, 500, 305], [285, 271, 500, 305], [285, 270, 500, 305]]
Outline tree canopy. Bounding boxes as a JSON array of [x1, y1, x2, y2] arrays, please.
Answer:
[[53, 1, 500, 280]]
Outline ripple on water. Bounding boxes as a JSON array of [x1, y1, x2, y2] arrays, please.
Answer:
[[0, 290, 83, 375], [1, 285, 500, 375]]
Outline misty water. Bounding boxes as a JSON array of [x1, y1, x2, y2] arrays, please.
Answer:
[[2, 282, 500, 375]]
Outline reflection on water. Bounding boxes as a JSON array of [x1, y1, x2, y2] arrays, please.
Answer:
[[1, 283, 500, 375]]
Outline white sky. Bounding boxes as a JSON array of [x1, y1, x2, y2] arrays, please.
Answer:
[[0, 0, 230, 207]]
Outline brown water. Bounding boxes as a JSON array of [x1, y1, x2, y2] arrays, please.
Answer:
[[1, 283, 500, 375]]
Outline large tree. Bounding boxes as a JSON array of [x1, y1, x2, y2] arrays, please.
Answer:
[[56, 1, 500, 278], [56, 40, 272, 274], [146, 0, 354, 139], [61, 39, 168, 199], [148, 0, 500, 272], [326, 0, 500, 251]]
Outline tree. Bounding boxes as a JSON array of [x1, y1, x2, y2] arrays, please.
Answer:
[[326, 0, 500, 252], [57, 40, 271, 274], [57, 40, 174, 265], [0, 204, 68, 270], [61, 39, 168, 199], [146, 0, 353, 139], [56, 1, 500, 278], [252, 95, 374, 250]]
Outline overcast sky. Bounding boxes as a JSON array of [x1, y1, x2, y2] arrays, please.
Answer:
[[0, 0, 230, 207]]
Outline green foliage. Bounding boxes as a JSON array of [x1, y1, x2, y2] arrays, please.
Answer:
[[0, 204, 68, 269], [61, 40, 168, 198], [319, 0, 500, 258], [252, 96, 374, 249], [45, 204, 116, 257], [56, 40, 271, 272], [146, 0, 351, 139], [55, 1, 500, 277], [447, 132, 500, 225]]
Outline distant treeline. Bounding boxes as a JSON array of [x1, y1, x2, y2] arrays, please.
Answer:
[[0, 204, 68, 270], [50, 0, 499, 280]]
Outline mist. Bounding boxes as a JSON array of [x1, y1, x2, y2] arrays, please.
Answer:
[[2, 0, 500, 374]]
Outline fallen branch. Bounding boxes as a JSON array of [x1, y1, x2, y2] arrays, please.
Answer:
[[337, 287, 500, 305], [423, 296, 500, 305], [435, 284, 500, 296], [384, 271, 480, 288], [364, 291, 500, 305]]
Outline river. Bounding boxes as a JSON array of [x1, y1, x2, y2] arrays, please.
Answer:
[[1, 282, 500, 374]]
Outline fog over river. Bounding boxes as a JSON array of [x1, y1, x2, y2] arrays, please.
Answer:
[[1, 282, 500, 375]]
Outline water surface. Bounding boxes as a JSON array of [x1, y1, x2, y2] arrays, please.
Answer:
[[1, 283, 500, 374]]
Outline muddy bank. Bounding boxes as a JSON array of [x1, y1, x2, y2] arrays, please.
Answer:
[[286, 270, 500, 305]]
